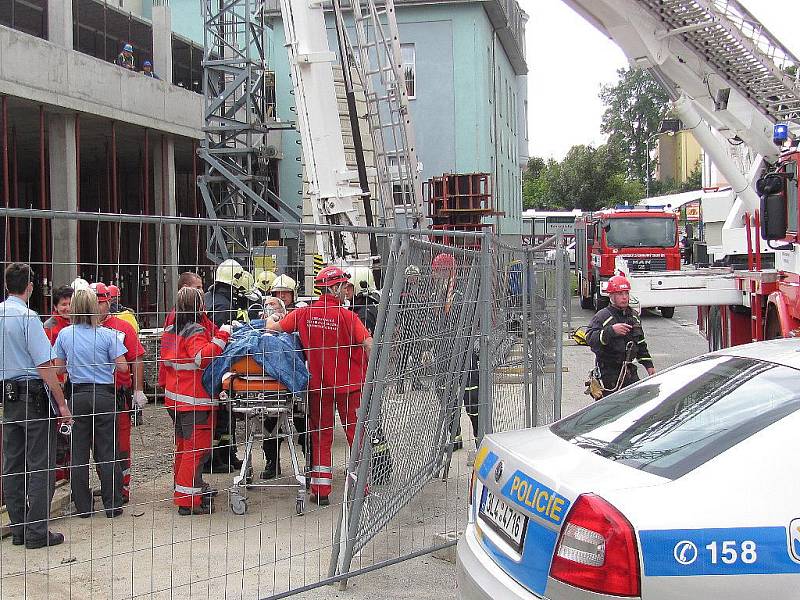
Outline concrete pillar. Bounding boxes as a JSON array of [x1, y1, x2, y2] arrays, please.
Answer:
[[49, 114, 78, 285], [151, 1, 173, 83], [48, 0, 73, 48], [153, 134, 178, 309]]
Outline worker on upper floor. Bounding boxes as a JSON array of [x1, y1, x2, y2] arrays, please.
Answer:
[[115, 43, 136, 71]]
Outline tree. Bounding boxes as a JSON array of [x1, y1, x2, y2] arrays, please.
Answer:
[[600, 68, 670, 185]]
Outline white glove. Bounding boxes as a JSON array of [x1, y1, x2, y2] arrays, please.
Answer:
[[219, 324, 233, 336], [133, 390, 148, 409]]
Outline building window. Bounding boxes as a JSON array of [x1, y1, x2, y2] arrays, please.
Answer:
[[401, 43, 416, 99]]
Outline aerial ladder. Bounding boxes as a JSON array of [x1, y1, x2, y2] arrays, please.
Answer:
[[199, 0, 422, 269], [565, 0, 800, 345]]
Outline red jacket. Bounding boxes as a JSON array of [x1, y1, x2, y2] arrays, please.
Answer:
[[102, 315, 145, 389], [43, 313, 70, 345], [280, 293, 370, 394], [157, 310, 219, 387], [159, 321, 229, 411]]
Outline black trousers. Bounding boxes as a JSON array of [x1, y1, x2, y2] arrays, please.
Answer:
[[69, 385, 123, 513], [2, 383, 56, 541], [262, 414, 310, 467], [598, 363, 639, 396]]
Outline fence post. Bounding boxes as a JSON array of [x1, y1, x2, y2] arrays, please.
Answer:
[[529, 250, 539, 426], [564, 244, 572, 330], [520, 249, 532, 429], [554, 238, 564, 422], [477, 231, 493, 441], [333, 234, 409, 585]]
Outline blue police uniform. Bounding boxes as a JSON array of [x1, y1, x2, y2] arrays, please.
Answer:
[[0, 295, 58, 543]]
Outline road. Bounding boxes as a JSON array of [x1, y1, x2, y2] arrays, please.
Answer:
[[296, 298, 710, 599]]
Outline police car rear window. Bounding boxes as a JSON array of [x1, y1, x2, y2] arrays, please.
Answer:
[[550, 356, 800, 479]]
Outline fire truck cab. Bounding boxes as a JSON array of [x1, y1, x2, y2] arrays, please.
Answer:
[[575, 207, 681, 316]]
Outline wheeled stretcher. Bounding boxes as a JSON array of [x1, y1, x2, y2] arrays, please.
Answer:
[[220, 356, 309, 515]]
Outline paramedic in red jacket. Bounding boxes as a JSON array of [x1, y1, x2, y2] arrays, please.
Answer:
[[43, 285, 74, 344], [266, 266, 372, 506], [160, 287, 231, 515]]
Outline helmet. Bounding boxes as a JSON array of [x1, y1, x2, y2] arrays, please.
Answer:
[[570, 326, 589, 346], [255, 270, 277, 294], [405, 264, 420, 278], [271, 274, 297, 293], [345, 266, 376, 295], [71, 277, 90, 292], [215, 259, 245, 287], [237, 271, 255, 293], [123, 43, 133, 52], [606, 275, 631, 294], [90, 282, 112, 302], [143, 60, 152, 67], [107, 284, 121, 299], [315, 265, 350, 288], [431, 253, 456, 273]]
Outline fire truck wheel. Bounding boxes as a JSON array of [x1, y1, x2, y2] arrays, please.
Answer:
[[580, 293, 594, 310], [659, 307, 675, 319], [765, 307, 782, 340], [593, 286, 609, 312]]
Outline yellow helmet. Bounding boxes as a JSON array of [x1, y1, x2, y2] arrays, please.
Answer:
[[271, 274, 298, 293], [256, 270, 277, 293], [236, 271, 255, 293], [215, 259, 245, 287], [345, 266, 376, 296]]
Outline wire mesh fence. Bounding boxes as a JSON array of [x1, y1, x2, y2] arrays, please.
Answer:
[[0, 209, 566, 599]]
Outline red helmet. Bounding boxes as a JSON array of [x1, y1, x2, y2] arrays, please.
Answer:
[[315, 265, 350, 288], [90, 282, 112, 302], [107, 284, 121, 299], [606, 275, 631, 294], [431, 253, 456, 273]]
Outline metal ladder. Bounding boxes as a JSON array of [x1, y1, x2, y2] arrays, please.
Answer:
[[638, 0, 800, 124], [335, 0, 424, 228]]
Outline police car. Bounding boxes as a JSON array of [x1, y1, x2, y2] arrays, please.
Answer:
[[457, 338, 800, 599]]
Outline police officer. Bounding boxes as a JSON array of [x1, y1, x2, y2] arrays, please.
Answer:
[[0, 263, 71, 549], [586, 275, 655, 395]]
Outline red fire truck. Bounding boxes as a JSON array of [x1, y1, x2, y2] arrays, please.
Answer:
[[574, 207, 681, 317]]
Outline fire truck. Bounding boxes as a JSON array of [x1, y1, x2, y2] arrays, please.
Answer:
[[566, 0, 800, 350], [575, 207, 681, 316]]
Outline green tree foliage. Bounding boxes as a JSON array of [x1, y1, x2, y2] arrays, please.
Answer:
[[600, 68, 670, 184]]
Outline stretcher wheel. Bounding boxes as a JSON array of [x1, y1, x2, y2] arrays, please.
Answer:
[[230, 493, 247, 515]]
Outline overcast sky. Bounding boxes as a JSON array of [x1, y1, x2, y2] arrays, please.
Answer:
[[523, 0, 800, 160]]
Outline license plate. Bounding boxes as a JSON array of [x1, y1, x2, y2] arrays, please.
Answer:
[[479, 488, 528, 552]]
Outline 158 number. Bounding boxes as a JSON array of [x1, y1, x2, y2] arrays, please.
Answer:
[[705, 540, 757, 565]]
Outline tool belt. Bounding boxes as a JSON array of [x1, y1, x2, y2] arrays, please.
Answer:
[[2, 379, 47, 412]]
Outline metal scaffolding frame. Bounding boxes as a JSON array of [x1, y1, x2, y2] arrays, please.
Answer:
[[197, 0, 299, 264]]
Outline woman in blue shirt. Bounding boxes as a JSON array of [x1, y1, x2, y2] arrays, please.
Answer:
[[54, 289, 129, 518]]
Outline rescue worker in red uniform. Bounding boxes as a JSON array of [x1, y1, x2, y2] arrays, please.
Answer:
[[160, 287, 231, 514], [92, 282, 147, 503], [266, 266, 373, 506]]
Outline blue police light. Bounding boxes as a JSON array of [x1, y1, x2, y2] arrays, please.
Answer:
[[774, 123, 790, 146]]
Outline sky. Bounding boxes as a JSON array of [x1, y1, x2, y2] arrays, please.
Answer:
[[523, 0, 800, 161]]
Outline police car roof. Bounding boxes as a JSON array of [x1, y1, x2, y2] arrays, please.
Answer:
[[712, 338, 800, 371]]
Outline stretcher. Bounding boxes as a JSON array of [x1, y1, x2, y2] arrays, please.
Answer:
[[220, 356, 308, 515]]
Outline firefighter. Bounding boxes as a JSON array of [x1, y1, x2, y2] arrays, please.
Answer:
[[0, 263, 71, 549], [255, 270, 277, 296], [204, 260, 248, 471], [235, 271, 262, 322], [270, 274, 307, 310], [266, 266, 373, 505], [160, 287, 232, 515], [344, 266, 380, 334], [92, 282, 147, 503], [108, 284, 140, 334], [585, 275, 655, 395]]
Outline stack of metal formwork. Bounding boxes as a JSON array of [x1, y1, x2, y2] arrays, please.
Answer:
[[425, 173, 499, 248]]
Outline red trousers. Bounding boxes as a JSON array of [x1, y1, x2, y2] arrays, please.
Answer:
[[308, 390, 360, 497], [117, 410, 131, 500], [170, 408, 215, 508]]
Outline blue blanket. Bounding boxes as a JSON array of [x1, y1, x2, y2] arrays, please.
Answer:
[[202, 320, 309, 397]]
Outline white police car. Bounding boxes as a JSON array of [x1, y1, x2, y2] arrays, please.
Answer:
[[458, 338, 800, 599]]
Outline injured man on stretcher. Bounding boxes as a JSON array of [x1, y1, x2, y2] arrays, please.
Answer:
[[202, 305, 310, 481]]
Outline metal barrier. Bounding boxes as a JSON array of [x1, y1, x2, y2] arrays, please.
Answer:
[[0, 209, 566, 599]]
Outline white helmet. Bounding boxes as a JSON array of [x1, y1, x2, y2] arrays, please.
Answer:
[[215, 259, 245, 287], [255, 270, 277, 294], [271, 274, 298, 293], [345, 266, 376, 296], [70, 277, 90, 291]]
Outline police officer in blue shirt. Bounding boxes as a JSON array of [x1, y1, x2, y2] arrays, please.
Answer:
[[0, 263, 71, 549]]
